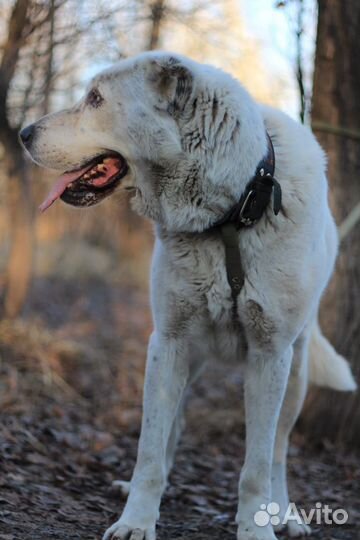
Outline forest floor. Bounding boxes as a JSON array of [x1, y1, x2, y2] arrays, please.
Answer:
[[0, 277, 359, 540]]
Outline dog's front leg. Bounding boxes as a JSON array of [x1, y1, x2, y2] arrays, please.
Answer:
[[103, 332, 189, 540], [236, 345, 292, 540]]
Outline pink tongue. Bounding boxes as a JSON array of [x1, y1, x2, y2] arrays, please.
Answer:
[[39, 157, 122, 213], [39, 164, 92, 213]]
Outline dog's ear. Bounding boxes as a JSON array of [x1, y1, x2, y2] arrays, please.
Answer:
[[148, 56, 193, 114]]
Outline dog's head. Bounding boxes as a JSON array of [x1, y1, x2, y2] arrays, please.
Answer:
[[19, 51, 267, 232]]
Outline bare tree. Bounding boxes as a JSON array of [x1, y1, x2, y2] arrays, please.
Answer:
[[0, 0, 34, 319], [42, 0, 56, 116], [0, 0, 125, 318], [302, 0, 360, 447], [276, 0, 315, 123]]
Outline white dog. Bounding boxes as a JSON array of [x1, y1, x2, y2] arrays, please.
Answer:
[[20, 51, 356, 540]]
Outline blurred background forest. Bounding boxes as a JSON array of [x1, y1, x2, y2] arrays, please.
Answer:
[[0, 1, 359, 539]]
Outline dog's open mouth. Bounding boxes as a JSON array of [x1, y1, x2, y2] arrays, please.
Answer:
[[39, 152, 128, 212]]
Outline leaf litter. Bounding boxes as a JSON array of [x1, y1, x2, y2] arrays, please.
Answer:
[[0, 276, 359, 539]]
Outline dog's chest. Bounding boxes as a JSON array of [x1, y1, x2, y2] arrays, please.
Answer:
[[186, 237, 248, 360], [168, 234, 237, 323], [161, 233, 249, 361]]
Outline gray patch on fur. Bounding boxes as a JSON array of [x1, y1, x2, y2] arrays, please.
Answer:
[[244, 299, 277, 345], [163, 293, 198, 339]]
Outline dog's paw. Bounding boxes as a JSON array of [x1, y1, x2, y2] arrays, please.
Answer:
[[287, 521, 311, 537], [111, 480, 131, 497], [273, 510, 311, 537], [274, 520, 311, 537], [237, 523, 278, 540], [103, 520, 156, 540]]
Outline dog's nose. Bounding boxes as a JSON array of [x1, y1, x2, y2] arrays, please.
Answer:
[[19, 124, 35, 148]]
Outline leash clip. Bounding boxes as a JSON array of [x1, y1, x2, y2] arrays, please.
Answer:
[[238, 189, 256, 226]]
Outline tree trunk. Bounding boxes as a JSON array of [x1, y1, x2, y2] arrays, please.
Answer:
[[302, 0, 360, 447], [1, 127, 34, 319], [147, 0, 165, 50], [0, 0, 34, 319]]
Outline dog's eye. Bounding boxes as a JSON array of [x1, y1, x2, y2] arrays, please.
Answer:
[[86, 88, 104, 108]]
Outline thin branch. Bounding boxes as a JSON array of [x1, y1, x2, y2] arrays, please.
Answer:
[[312, 120, 360, 141], [295, 0, 306, 123], [147, 0, 165, 50], [339, 202, 360, 242], [42, 0, 56, 115], [18, 38, 38, 124]]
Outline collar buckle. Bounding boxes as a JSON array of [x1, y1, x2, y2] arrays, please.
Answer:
[[238, 189, 256, 227]]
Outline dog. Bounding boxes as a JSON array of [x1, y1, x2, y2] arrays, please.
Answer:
[[19, 51, 356, 540]]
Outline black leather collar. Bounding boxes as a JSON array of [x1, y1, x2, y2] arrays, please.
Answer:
[[212, 132, 282, 321], [214, 132, 281, 230]]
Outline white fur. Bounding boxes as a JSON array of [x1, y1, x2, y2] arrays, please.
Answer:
[[23, 51, 356, 540], [309, 321, 356, 391]]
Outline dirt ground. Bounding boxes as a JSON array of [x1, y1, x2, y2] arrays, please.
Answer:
[[0, 277, 359, 540]]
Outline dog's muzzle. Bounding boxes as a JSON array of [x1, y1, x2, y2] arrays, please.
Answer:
[[19, 121, 129, 212]]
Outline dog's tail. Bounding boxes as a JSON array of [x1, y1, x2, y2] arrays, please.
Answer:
[[308, 321, 357, 391]]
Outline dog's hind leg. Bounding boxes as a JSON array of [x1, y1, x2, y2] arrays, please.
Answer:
[[164, 392, 189, 477], [111, 395, 188, 501], [271, 328, 311, 537], [236, 343, 293, 540], [166, 352, 206, 474], [112, 391, 188, 500], [165, 395, 186, 472]]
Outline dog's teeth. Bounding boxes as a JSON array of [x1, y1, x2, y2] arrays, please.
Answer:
[[104, 158, 113, 164], [97, 164, 107, 172], [83, 173, 90, 179]]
